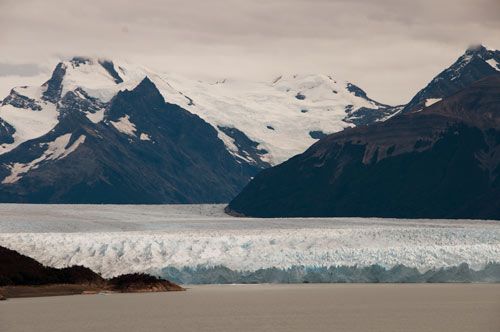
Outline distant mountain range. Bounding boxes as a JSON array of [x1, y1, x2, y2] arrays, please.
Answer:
[[0, 45, 499, 205], [227, 45, 500, 219], [0, 55, 400, 203]]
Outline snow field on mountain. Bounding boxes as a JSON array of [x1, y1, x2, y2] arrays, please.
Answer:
[[486, 58, 500, 71], [0, 87, 58, 154], [0, 204, 498, 278], [160, 74, 378, 164]]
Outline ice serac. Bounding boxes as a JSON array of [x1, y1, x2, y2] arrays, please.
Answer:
[[0, 204, 499, 282], [227, 75, 500, 219], [0, 77, 258, 203], [402, 44, 500, 113]]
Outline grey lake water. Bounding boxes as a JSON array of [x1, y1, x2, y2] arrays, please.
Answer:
[[2, 284, 500, 332]]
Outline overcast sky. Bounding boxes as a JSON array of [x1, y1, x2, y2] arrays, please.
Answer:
[[0, 0, 499, 104]]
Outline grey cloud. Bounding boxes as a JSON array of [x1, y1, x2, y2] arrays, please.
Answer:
[[0, 63, 44, 77], [0, 0, 499, 104]]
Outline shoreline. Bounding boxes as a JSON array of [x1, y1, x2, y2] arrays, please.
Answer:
[[0, 283, 185, 300]]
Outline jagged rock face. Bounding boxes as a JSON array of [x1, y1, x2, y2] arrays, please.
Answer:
[[0, 77, 258, 203], [341, 82, 403, 126], [61, 88, 105, 111], [2, 89, 42, 111], [403, 45, 500, 113], [98, 60, 124, 84], [217, 126, 270, 169], [0, 119, 15, 145], [41, 62, 66, 103], [227, 76, 500, 219], [344, 105, 403, 126]]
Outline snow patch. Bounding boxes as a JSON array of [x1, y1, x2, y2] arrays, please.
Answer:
[[140, 133, 151, 141], [1, 134, 86, 184], [424, 98, 442, 107], [85, 108, 105, 123], [110, 115, 137, 136], [486, 58, 500, 71], [61, 58, 125, 102]]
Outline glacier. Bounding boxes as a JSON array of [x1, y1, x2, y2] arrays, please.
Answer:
[[0, 204, 499, 283]]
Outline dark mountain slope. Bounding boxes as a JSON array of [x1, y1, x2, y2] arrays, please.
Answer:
[[402, 45, 500, 113], [227, 76, 500, 219], [0, 78, 257, 203]]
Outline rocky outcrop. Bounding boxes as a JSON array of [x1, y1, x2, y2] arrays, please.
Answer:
[[402, 45, 500, 113], [0, 246, 184, 299], [41, 62, 66, 103], [0, 245, 104, 286], [107, 273, 184, 292], [0, 119, 15, 145], [2, 89, 42, 111]]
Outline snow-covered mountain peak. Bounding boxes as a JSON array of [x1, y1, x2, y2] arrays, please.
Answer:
[[129, 76, 158, 94], [454, 44, 498, 70], [465, 44, 487, 54], [463, 44, 499, 57], [0, 58, 400, 165], [57, 57, 125, 102]]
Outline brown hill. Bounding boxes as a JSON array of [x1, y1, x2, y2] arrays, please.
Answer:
[[0, 246, 183, 299]]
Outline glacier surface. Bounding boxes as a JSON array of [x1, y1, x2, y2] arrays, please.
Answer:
[[0, 204, 499, 282]]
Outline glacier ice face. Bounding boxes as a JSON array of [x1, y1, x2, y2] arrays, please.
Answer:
[[0, 204, 499, 280], [161, 263, 500, 284]]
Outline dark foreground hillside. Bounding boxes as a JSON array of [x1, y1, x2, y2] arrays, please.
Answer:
[[227, 75, 500, 219], [0, 246, 183, 299]]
